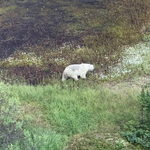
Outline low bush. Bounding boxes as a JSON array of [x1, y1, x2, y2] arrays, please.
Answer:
[[122, 87, 150, 149], [0, 82, 68, 150], [0, 83, 25, 149]]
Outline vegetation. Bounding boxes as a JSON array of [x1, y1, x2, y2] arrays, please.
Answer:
[[0, 83, 25, 149], [0, 81, 144, 150], [0, 0, 150, 149], [122, 87, 150, 149], [0, 0, 150, 84]]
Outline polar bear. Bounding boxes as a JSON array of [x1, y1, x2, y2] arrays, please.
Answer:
[[62, 63, 94, 81]]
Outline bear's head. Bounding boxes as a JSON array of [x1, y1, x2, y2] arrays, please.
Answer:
[[88, 64, 94, 71], [81, 63, 94, 71]]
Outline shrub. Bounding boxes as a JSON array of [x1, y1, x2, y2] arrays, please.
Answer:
[[122, 88, 150, 149], [0, 82, 25, 149]]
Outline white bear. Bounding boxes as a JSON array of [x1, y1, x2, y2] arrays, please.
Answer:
[[62, 63, 94, 81]]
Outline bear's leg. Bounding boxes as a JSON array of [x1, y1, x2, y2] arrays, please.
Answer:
[[81, 75, 86, 79], [72, 75, 79, 81], [62, 72, 68, 81], [64, 68, 79, 81], [80, 73, 87, 79]]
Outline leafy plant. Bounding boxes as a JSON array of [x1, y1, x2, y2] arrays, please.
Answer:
[[0, 82, 25, 149], [122, 88, 150, 149]]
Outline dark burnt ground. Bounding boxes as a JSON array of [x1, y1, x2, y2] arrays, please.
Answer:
[[0, 0, 108, 59]]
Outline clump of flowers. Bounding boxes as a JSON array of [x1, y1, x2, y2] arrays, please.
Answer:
[[2, 51, 42, 67]]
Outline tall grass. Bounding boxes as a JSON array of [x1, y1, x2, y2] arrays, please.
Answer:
[[4, 81, 141, 149]]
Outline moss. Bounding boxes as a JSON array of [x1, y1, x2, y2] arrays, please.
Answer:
[[0, 5, 16, 15], [106, 25, 125, 39]]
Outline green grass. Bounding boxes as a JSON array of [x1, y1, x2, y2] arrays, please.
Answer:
[[0, 80, 141, 149]]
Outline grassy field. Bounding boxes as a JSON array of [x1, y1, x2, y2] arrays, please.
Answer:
[[0, 79, 143, 150], [0, 0, 150, 149]]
